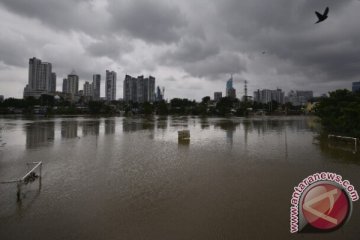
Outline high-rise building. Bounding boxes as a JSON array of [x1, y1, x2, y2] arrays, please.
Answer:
[[92, 74, 101, 100], [253, 89, 285, 104], [123, 74, 135, 102], [136, 75, 145, 102], [352, 82, 360, 93], [285, 90, 313, 106], [50, 73, 56, 93], [28, 57, 52, 91], [226, 76, 236, 98], [24, 57, 55, 98], [28, 57, 42, 90], [214, 92, 222, 102], [254, 89, 260, 103], [106, 70, 117, 101], [83, 81, 93, 97], [62, 71, 79, 95], [62, 78, 67, 93], [148, 76, 156, 102], [41, 62, 52, 92], [0, 95, 4, 102], [123, 75, 156, 103], [272, 89, 285, 104]]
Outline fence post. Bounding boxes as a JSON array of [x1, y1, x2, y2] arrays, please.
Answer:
[[16, 182, 21, 202]]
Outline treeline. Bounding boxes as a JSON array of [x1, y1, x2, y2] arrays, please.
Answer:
[[0, 94, 304, 116], [138, 97, 303, 116], [315, 89, 360, 137], [0, 96, 120, 115]]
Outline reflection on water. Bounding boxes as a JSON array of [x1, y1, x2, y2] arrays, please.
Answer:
[[170, 116, 189, 128], [61, 121, 78, 139], [156, 117, 168, 130], [0, 116, 359, 240], [6, 116, 359, 165], [122, 117, 155, 132], [214, 120, 240, 145], [200, 117, 210, 130], [26, 122, 54, 149], [82, 121, 100, 136], [105, 119, 116, 135]]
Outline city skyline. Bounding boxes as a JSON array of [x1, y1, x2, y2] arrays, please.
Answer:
[[21, 57, 323, 104], [2, 55, 356, 101], [0, 0, 360, 100]]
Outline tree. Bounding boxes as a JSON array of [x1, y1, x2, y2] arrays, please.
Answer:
[[201, 96, 211, 104], [39, 94, 55, 106], [170, 98, 194, 114], [216, 97, 234, 116], [156, 100, 169, 115], [88, 101, 104, 114], [316, 89, 360, 137], [142, 102, 154, 115]]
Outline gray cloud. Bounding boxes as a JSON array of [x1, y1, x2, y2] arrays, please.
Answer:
[[86, 37, 134, 60], [0, 0, 359, 99], [182, 52, 247, 80], [0, 35, 30, 67], [108, 0, 186, 43], [0, 0, 108, 35], [216, 0, 360, 85], [164, 76, 176, 82], [159, 35, 244, 80], [163, 37, 220, 63]]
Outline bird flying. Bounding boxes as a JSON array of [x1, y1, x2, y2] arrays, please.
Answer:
[[315, 7, 329, 24]]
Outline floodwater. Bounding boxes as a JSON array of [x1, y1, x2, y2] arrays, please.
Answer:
[[0, 116, 359, 240]]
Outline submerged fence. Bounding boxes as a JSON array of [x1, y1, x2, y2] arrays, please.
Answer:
[[0, 162, 42, 201], [328, 134, 358, 153]]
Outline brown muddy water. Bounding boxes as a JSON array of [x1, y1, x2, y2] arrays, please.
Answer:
[[0, 116, 359, 240]]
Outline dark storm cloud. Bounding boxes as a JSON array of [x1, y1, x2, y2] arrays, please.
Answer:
[[0, 0, 106, 35], [217, 0, 350, 38], [108, 0, 186, 43], [216, 0, 360, 83], [159, 35, 245, 79], [0, 0, 360, 98]]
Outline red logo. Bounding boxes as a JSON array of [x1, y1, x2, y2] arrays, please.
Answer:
[[302, 183, 350, 231]]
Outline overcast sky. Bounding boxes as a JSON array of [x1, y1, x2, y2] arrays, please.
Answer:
[[0, 0, 359, 100]]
